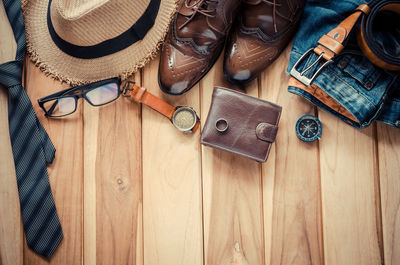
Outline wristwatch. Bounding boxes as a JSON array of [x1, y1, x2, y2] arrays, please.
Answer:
[[123, 82, 200, 133]]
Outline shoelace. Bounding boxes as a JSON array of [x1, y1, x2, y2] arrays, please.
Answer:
[[261, 0, 281, 32], [261, 0, 300, 33], [178, 0, 217, 30]]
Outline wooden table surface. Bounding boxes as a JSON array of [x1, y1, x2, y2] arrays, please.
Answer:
[[1, 3, 400, 265]]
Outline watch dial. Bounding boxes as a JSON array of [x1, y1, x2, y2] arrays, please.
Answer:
[[172, 107, 197, 132], [295, 115, 322, 142]]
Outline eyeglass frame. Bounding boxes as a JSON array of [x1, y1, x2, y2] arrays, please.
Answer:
[[38, 77, 122, 117]]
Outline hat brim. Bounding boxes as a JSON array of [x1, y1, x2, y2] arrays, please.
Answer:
[[23, 0, 177, 85]]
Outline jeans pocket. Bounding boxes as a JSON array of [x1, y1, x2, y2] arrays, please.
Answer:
[[336, 53, 382, 91]]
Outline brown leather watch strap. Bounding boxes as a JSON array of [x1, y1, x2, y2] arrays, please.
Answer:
[[190, 119, 200, 133], [314, 4, 371, 61], [129, 84, 176, 119], [127, 83, 201, 133]]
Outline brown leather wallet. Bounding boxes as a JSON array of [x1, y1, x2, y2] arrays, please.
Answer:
[[201, 87, 282, 162]]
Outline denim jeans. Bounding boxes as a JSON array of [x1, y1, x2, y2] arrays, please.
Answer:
[[287, 0, 400, 129]]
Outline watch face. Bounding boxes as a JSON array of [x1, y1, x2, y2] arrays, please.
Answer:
[[172, 107, 197, 132], [295, 115, 322, 142]]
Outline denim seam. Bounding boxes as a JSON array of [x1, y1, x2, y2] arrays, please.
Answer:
[[318, 69, 379, 125], [289, 50, 381, 123], [290, 50, 384, 97], [379, 119, 395, 124], [342, 65, 380, 89], [315, 82, 361, 124], [312, 69, 375, 123], [326, 69, 376, 108], [288, 86, 362, 128], [378, 119, 399, 127], [291, 50, 303, 57]]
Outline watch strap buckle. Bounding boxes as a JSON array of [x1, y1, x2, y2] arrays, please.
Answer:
[[123, 81, 147, 102], [122, 81, 135, 97]]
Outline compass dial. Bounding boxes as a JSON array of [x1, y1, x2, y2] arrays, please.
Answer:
[[295, 115, 322, 142]]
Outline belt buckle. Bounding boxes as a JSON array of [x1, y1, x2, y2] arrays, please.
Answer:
[[290, 48, 333, 86]]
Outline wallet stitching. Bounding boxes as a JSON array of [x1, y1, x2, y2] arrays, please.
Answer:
[[261, 104, 282, 161], [215, 86, 283, 111], [256, 123, 278, 142]]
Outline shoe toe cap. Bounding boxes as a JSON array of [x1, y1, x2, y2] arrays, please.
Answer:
[[224, 32, 279, 84], [159, 43, 205, 95]]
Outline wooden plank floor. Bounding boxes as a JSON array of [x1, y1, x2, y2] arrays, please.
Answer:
[[1, 4, 400, 265]]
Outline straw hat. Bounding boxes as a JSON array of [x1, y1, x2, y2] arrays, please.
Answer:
[[23, 0, 177, 84]]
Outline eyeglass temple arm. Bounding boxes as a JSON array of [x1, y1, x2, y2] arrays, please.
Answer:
[[47, 100, 59, 115], [39, 77, 122, 102], [38, 78, 122, 116], [38, 86, 83, 115], [39, 85, 88, 102], [38, 86, 84, 115]]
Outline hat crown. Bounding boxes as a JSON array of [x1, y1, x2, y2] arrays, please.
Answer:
[[55, 0, 110, 20], [51, 0, 152, 46]]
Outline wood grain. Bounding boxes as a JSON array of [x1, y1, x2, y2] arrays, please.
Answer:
[[0, 1, 16, 62], [201, 55, 264, 265], [141, 57, 203, 265], [1, 6, 400, 264], [83, 74, 143, 265], [319, 113, 382, 265], [260, 45, 323, 265], [0, 3, 22, 265], [0, 88, 23, 265], [377, 123, 400, 265], [22, 61, 84, 264]]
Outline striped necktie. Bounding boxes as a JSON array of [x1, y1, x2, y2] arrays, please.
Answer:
[[0, 0, 63, 259]]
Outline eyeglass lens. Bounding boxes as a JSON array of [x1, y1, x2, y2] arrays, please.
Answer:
[[43, 97, 76, 117], [86, 83, 119, 106], [43, 82, 120, 117]]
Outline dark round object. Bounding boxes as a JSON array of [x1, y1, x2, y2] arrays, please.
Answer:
[[215, 118, 229, 133], [295, 114, 322, 142]]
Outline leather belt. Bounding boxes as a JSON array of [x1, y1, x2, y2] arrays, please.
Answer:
[[291, 0, 400, 86]]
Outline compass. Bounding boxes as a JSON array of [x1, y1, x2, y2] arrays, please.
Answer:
[[295, 115, 322, 142]]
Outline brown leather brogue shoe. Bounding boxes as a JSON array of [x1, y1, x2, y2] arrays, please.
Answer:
[[158, 0, 240, 95], [224, 0, 305, 85]]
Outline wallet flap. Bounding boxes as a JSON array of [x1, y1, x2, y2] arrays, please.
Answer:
[[255, 123, 278, 143]]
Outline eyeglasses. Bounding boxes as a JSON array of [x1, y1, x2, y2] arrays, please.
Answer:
[[38, 78, 122, 117]]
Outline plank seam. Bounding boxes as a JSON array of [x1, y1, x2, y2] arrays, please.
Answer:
[[374, 123, 385, 264], [139, 69, 145, 265], [258, 76, 266, 265], [199, 79, 206, 265], [315, 106, 325, 265]]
